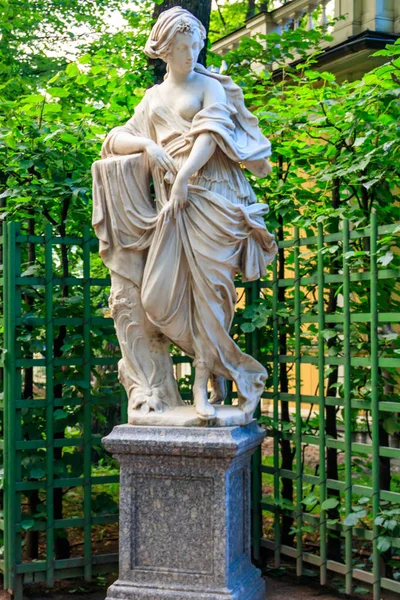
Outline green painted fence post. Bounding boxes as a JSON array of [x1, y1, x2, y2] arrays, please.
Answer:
[[370, 211, 381, 600], [317, 222, 327, 586], [82, 225, 93, 581], [343, 218, 353, 595], [294, 226, 303, 577], [249, 279, 263, 562], [272, 259, 280, 567], [3, 220, 10, 593], [44, 223, 55, 587], [3, 221, 23, 599]]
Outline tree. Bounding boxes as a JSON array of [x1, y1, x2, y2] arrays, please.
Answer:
[[153, 0, 212, 69], [246, 0, 256, 19]]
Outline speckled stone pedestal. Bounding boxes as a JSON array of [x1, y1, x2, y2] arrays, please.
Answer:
[[102, 422, 266, 600]]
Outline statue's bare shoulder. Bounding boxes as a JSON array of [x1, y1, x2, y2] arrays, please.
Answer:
[[196, 72, 226, 106]]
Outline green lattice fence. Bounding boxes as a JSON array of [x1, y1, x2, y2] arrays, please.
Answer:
[[1, 222, 126, 597], [259, 213, 400, 598], [1, 214, 400, 599]]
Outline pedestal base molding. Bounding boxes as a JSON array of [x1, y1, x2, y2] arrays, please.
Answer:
[[106, 570, 265, 600]]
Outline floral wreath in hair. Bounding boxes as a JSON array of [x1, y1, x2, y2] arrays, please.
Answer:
[[144, 6, 206, 64]]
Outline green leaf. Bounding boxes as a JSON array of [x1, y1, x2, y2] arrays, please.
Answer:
[[90, 65, 104, 75], [48, 72, 61, 85], [240, 322, 256, 333], [92, 492, 118, 515], [29, 468, 46, 479], [22, 94, 45, 104], [302, 494, 318, 507], [21, 519, 35, 531], [78, 53, 91, 64], [304, 69, 321, 80], [363, 178, 380, 190], [281, 422, 292, 432], [322, 329, 337, 341], [66, 63, 80, 77], [376, 536, 392, 553], [344, 512, 363, 527], [60, 133, 79, 144], [47, 87, 70, 98], [377, 251, 394, 267], [320, 72, 335, 82], [385, 519, 398, 532], [354, 137, 367, 147], [54, 409, 68, 420], [93, 77, 108, 87], [382, 415, 398, 434], [18, 159, 34, 169], [321, 498, 339, 511], [5, 135, 17, 149], [43, 103, 61, 114], [253, 316, 267, 327]]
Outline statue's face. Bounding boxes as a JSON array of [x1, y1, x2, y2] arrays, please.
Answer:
[[167, 30, 202, 74]]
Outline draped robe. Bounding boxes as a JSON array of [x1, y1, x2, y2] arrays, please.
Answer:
[[92, 65, 278, 418]]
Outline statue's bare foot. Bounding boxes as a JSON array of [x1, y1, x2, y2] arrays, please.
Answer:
[[209, 375, 227, 405], [193, 383, 216, 420]]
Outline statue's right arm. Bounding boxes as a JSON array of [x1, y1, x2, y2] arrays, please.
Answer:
[[112, 132, 153, 155], [112, 133, 177, 174]]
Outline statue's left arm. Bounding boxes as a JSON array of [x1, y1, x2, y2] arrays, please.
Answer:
[[169, 79, 227, 215]]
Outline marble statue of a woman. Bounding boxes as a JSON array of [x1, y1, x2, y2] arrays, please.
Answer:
[[92, 6, 277, 426]]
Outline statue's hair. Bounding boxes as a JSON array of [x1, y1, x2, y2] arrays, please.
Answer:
[[144, 6, 206, 62]]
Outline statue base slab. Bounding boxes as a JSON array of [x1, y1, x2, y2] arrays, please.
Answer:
[[102, 422, 266, 600], [128, 404, 251, 427]]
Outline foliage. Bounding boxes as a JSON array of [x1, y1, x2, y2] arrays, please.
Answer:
[[209, 1, 277, 43], [216, 21, 400, 578], [0, 0, 156, 565], [209, 1, 248, 43], [1, 0, 400, 587], [1, 2, 154, 229]]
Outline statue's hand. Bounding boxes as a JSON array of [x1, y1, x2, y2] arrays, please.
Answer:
[[169, 174, 189, 218], [145, 140, 177, 174]]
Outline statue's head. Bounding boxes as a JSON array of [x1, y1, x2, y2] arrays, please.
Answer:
[[144, 7, 206, 75]]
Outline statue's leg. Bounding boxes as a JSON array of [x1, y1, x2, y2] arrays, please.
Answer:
[[209, 374, 227, 405], [193, 359, 216, 419]]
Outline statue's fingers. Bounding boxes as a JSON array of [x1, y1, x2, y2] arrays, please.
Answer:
[[165, 155, 177, 173], [159, 157, 169, 171], [173, 198, 180, 219], [170, 157, 179, 173]]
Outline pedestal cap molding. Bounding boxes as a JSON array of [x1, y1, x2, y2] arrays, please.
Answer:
[[102, 421, 265, 459]]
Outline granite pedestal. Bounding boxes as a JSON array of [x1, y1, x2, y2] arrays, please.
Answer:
[[102, 422, 266, 600]]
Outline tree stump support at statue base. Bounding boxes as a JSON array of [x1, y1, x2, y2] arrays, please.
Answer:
[[102, 422, 266, 600]]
